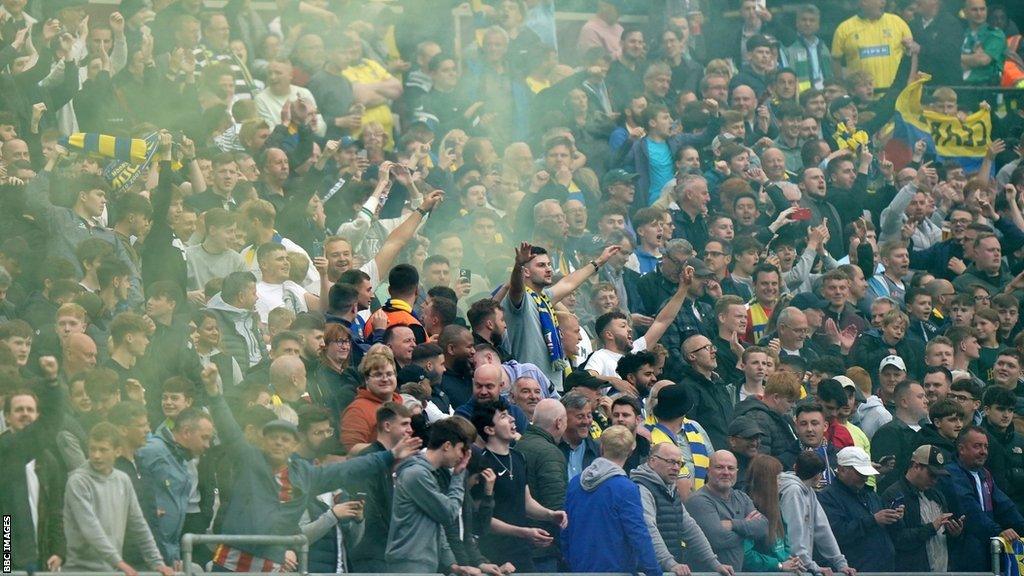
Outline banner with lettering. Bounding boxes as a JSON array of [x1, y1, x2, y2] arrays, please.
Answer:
[[887, 73, 992, 173]]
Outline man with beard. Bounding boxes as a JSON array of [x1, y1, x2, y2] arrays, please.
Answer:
[[403, 343, 452, 418], [912, 209, 974, 281], [504, 242, 620, 393], [439, 326, 476, 408], [615, 351, 659, 405], [468, 299, 511, 362], [584, 269, 688, 382]]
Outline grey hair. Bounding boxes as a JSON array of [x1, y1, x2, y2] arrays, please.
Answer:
[[871, 296, 899, 309], [665, 238, 694, 259], [776, 306, 804, 328], [483, 25, 510, 43], [534, 199, 561, 220], [643, 62, 672, 82], [674, 173, 706, 195], [560, 389, 592, 412], [797, 4, 820, 17]]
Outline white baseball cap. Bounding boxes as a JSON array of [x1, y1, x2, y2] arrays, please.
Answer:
[[837, 446, 879, 476], [879, 355, 906, 372]]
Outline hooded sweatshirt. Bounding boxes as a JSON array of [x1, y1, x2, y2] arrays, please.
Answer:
[[386, 453, 465, 573], [63, 464, 165, 571], [630, 464, 722, 572], [206, 292, 265, 368], [853, 394, 892, 438], [778, 471, 848, 574], [562, 457, 661, 576]]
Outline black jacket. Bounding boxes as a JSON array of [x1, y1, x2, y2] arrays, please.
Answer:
[[910, 13, 965, 86], [734, 397, 799, 469], [982, 420, 1024, 512], [873, 417, 925, 493], [881, 476, 958, 573], [679, 365, 734, 449], [916, 423, 957, 462]]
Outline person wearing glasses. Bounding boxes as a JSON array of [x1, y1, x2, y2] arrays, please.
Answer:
[[678, 331, 732, 449], [630, 442, 735, 576]]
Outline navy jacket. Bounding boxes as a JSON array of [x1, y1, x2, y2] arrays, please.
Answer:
[[818, 480, 896, 572], [943, 461, 1024, 571]]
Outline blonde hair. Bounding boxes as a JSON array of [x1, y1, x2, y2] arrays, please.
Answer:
[[359, 344, 396, 378], [600, 425, 636, 461], [57, 302, 88, 322]]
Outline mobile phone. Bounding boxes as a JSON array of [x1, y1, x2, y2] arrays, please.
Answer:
[[889, 495, 905, 509], [790, 208, 813, 221], [355, 491, 367, 502], [459, 268, 471, 283]]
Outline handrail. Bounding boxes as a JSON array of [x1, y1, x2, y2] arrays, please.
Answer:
[[180, 533, 309, 576]]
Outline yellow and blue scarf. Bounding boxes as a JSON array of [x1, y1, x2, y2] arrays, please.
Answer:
[[527, 287, 565, 370]]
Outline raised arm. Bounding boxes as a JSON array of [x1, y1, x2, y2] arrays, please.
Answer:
[[549, 245, 621, 304], [372, 188, 444, 276], [507, 242, 534, 308], [643, 265, 693, 348]]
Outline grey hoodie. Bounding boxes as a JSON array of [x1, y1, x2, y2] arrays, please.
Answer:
[[581, 456, 624, 491], [778, 471, 848, 573], [63, 464, 165, 571], [386, 453, 465, 573], [206, 292, 264, 367], [853, 395, 892, 438], [630, 464, 722, 572]]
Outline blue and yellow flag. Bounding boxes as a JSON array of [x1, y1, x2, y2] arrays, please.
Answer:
[[60, 132, 162, 195], [999, 535, 1024, 576], [888, 73, 992, 173]]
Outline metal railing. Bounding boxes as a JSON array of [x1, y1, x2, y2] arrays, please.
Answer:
[[180, 533, 309, 576], [5, 535, 1008, 575]]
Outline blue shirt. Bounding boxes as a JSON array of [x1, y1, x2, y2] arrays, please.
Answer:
[[633, 248, 661, 275], [567, 441, 586, 481], [646, 139, 673, 205]]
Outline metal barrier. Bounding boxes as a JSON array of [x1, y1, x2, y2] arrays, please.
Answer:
[[180, 533, 309, 576]]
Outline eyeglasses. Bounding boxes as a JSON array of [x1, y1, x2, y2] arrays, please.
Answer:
[[311, 427, 336, 438], [703, 251, 725, 258], [782, 324, 810, 335], [685, 344, 714, 355], [974, 295, 991, 303], [652, 455, 684, 467], [948, 393, 977, 403], [328, 339, 353, 347]]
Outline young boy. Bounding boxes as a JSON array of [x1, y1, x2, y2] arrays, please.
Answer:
[[63, 423, 173, 575], [972, 308, 1001, 381], [906, 288, 940, 342], [947, 294, 975, 328], [159, 376, 195, 432], [917, 398, 963, 461], [981, 387, 1024, 512], [991, 294, 1020, 344]]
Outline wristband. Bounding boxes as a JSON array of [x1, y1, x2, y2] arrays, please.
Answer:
[[416, 207, 429, 217], [590, 259, 600, 271]]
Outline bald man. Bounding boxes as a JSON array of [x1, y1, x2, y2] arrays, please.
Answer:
[[268, 355, 307, 423], [455, 364, 530, 433], [516, 397, 569, 571], [63, 333, 98, 378], [685, 451, 767, 571], [1, 138, 29, 167]]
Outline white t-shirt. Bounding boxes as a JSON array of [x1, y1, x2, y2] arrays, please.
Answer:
[[584, 336, 648, 377], [256, 280, 308, 322]]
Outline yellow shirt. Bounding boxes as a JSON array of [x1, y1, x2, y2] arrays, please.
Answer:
[[342, 59, 396, 150], [831, 13, 912, 89]]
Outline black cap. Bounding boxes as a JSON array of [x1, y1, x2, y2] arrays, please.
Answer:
[[652, 384, 694, 421], [397, 365, 430, 386], [564, 370, 605, 391], [684, 257, 716, 278], [789, 291, 828, 311], [602, 169, 639, 188], [746, 34, 776, 52], [728, 419, 766, 438], [829, 96, 857, 119], [576, 235, 608, 257]]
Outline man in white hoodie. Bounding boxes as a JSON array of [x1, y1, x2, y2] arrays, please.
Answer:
[[779, 451, 857, 576], [64, 423, 174, 576]]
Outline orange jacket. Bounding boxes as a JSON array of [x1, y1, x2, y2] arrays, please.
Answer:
[[339, 388, 403, 449]]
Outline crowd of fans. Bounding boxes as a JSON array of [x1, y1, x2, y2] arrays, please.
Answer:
[[2, 0, 1024, 574]]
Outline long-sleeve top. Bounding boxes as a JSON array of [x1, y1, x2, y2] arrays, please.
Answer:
[[879, 182, 944, 248], [63, 465, 165, 571], [685, 487, 768, 571]]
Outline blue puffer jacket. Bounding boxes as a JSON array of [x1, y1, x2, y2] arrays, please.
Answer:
[[207, 394, 393, 564]]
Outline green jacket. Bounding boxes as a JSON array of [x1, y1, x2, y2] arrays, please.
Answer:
[[516, 426, 568, 512]]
